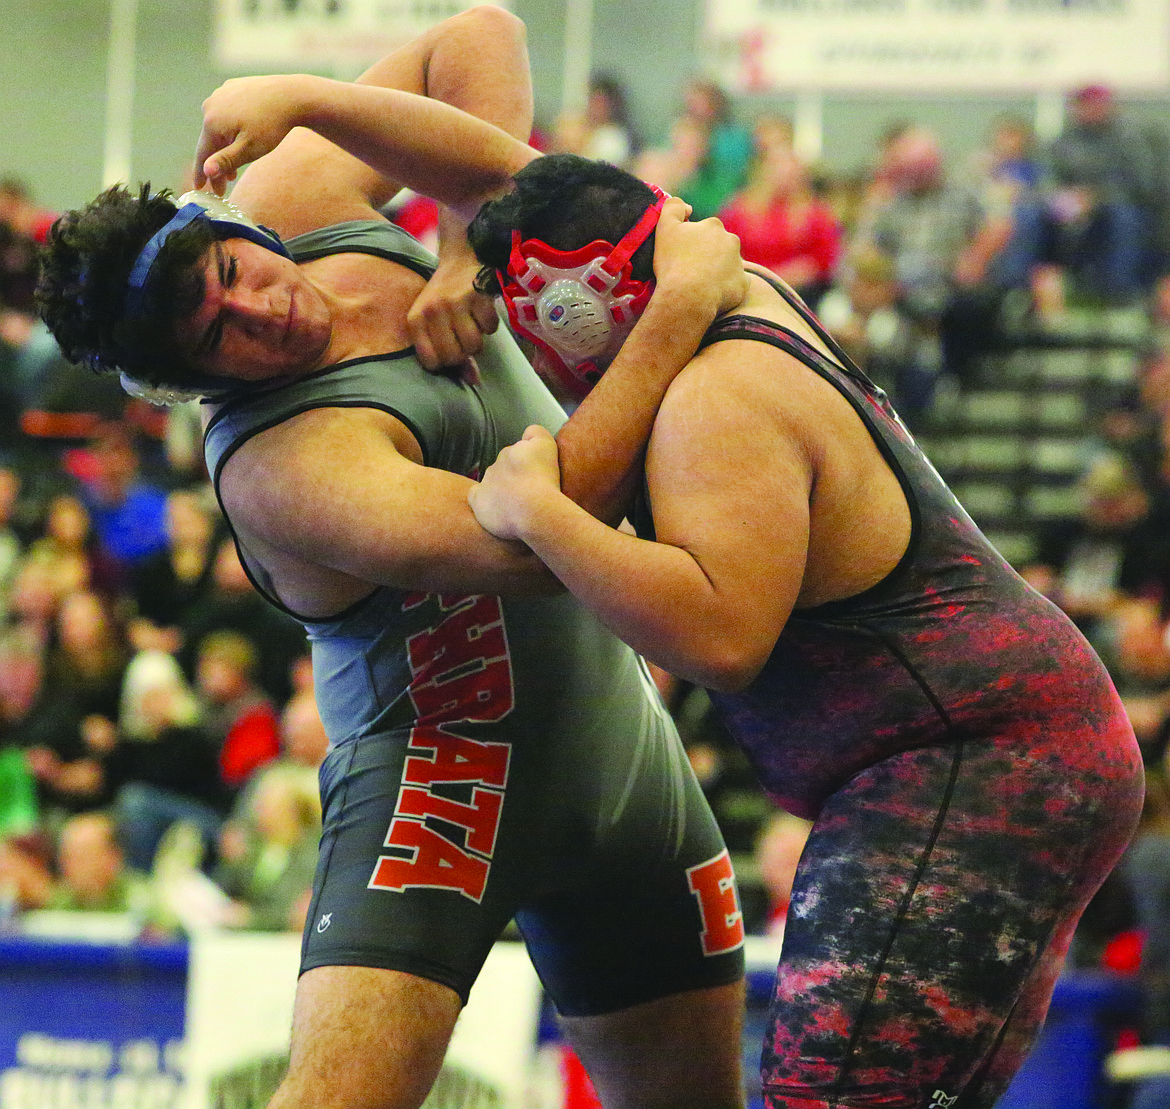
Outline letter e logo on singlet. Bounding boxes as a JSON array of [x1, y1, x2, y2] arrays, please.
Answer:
[[687, 849, 745, 956]]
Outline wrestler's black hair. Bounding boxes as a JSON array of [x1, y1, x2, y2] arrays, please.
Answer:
[[467, 153, 659, 297], [35, 183, 217, 390]]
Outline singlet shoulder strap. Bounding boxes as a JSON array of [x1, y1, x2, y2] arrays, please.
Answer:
[[699, 267, 877, 392], [284, 219, 437, 279]]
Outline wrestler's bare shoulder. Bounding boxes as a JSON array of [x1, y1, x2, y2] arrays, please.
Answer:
[[670, 271, 838, 413]]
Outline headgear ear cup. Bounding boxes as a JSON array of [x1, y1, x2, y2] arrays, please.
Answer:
[[499, 184, 668, 400], [534, 279, 615, 358]]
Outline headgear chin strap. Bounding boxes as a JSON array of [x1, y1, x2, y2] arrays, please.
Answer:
[[498, 184, 667, 400], [123, 190, 290, 323]]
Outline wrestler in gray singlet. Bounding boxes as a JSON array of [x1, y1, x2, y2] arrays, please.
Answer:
[[203, 220, 745, 1015]]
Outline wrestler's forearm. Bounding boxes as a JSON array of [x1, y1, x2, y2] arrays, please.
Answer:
[[298, 81, 537, 215], [202, 8, 539, 217], [491, 481, 755, 690], [554, 206, 749, 524], [555, 286, 714, 524]]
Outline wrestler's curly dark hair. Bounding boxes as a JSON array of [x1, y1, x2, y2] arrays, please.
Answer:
[[35, 183, 217, 389], [468, 153, 659, 297]]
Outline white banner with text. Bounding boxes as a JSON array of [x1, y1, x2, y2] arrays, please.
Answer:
[[703, 0, 1170, 92], [214, 0, 512, 69]]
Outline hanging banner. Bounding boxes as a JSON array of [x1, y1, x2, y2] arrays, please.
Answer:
[[0, 935, 187, 1109], [214, 0, 512, 69], [703, 0, 1170, 93], [183, 933, 544, 1109]]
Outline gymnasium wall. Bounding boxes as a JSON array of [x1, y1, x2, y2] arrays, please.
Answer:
[[4, 0, 1170, 213]]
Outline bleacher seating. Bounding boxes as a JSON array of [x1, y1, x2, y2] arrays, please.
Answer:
[[916, 307, 1153, 566]]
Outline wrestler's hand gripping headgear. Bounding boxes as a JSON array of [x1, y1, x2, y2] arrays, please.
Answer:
[[497, 184, 667, 400]]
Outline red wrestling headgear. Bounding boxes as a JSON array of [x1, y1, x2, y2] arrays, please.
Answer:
[[497, 185, 668, 400]]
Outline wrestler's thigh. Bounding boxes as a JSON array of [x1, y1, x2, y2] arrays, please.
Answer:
[[560, 980, 747, 1109], [515, 760, 745, 1017], [269, 965, 462, 1109], [302, 731, 514, 999], [764, 737, 1135, 1108]]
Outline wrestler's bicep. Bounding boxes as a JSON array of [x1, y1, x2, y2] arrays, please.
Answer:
[[644, 353, 814, 660], [219, 407, 558, 597]]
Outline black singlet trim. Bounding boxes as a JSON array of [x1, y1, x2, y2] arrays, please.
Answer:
[[202, 348, 421, 441], [734, 266, 879, 390], [285, 218, 437, 280], [208, 395, 432, 625], [695, 301, 924, 617]]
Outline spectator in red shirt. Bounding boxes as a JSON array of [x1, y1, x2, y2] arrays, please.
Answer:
[[0, 177, 56, 245], [718, 126, 841, 308], [193, 629, 280, 791]]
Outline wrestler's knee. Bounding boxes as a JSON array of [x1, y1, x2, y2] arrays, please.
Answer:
[[560, 980, 747, 1109]]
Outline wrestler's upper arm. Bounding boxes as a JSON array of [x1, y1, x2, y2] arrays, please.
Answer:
[[225, 18, 438, 231], [641, 346, 815, 669], [229, 133, 400, 238], [219, 406, 558, 597]]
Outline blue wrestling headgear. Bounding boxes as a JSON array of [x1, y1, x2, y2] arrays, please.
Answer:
[[117, 191, 292, 405], [122, 190, 290, 323]]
